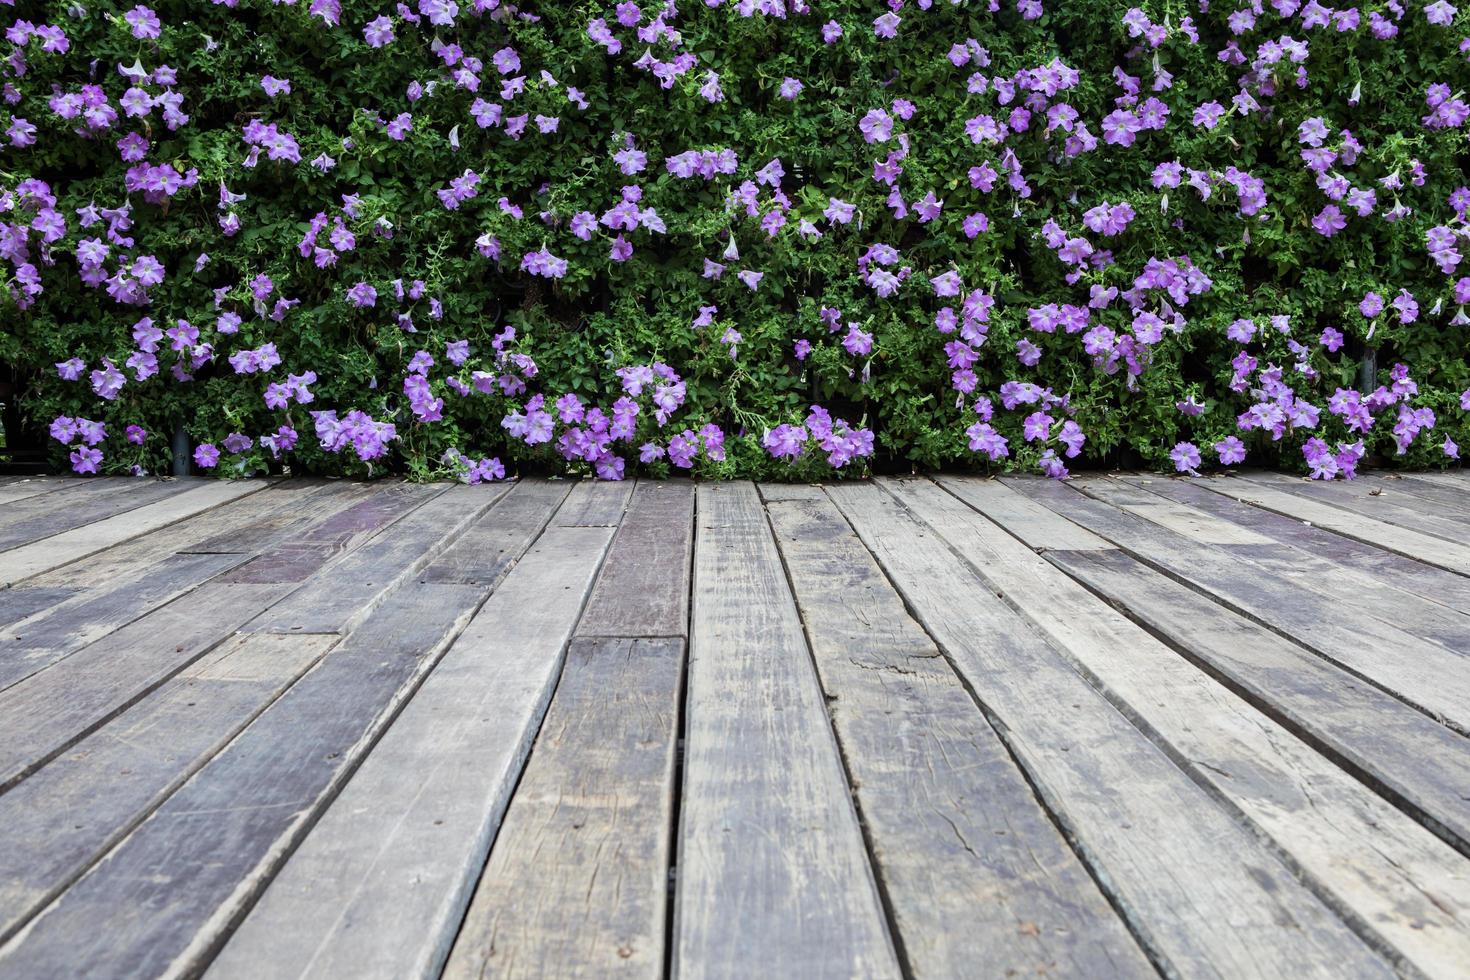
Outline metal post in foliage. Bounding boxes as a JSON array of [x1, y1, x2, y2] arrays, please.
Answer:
[[172, 425, 191, 477], [1358, 347, 1377, 393]]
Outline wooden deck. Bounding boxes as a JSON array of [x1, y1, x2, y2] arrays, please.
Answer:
[[0, 471, 1468, 979]]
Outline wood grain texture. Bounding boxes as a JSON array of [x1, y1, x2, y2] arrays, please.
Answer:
[[766, 491, 1152, 979], [674, 482, 900, 980], [420, 479, 568, 585], [553, 479, 635, 527], [1197, 475, 1470, 576], [0, 588, 78, 631], [0, 634, 335, 945], [0, 582, 487, 980], [1364, 473, 1470, 515], [828, 480, 1393, 980], [0, 582, 295, 791], [1046, 546, 1470, 853], [0, 479, 271, 586], [0, 551, 247, 690], [208, 525, 611, 980], [894, 476, 1470, 978], [243, 484, 502, 634], [574, 480, 694, 638], [442, 636, 680, 980], [0, 478, 69, 507], [1072, 475, 1470, 652], [0, 478, 180, 542], [1237, 471, 1470, 538], [1114, 475, 1470, 613], [993, 475, 1470, 732]]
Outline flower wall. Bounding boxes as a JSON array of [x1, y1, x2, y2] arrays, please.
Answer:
[[4, 0, 1470, 481]]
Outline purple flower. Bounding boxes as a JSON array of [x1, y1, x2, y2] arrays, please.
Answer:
[[1214, 435, 1247, 465], [1312, 205, 1347, 237], [873, 12, 900, 38], [363, 15, 394, 46], [1170, 441, 1202, 474], [125, 5, 161, 39], [126, 425, 147, 445], [194, 443, 220, 468], [71, 446, 102, 475]]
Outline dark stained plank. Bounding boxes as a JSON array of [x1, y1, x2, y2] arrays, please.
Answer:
[[219, 482, 448, 584], [0, 583, 295, 791], [764, 489, 1152, 979], [0, 552, 247, 690], [1047, 546, 1470, 853], [181, 480, 391, 554], [1198, 475, 1470, 576], [0, 478, 149, 533], [892, 476, 1470, 974], [1073, 476, 1470, 652], [574, 481, 693, 638], [827, 481, 1394, 979], [1115, 475, 1470, 613], [210, 524, 611, 980], [243, 484, 505, 634], [420, 479, 569, 585], [990, 476, 1470, 733], [0, 588, 79, 631], [0, 581, 488, 979], [1366, 473, 1470, 516], [0, 478, 194, 553], [23, 481, 342, 591], [553, 479, 634, 527], [1237, 471, 1470, 539], [441, 638, 681, 980], [0, 634, 335, 945], [1, 480, 271, 586], [675, 482, 899, 979]]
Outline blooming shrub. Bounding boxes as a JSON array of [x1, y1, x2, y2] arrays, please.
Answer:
[[4, 0, 1470, 481]]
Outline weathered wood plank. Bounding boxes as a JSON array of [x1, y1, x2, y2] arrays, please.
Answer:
[[1198, 475, 1470, 576], [420, 479, 568, 585], [0, 583, 295, 791], [915, 476, 1114, 552], [208, 525, 611, 980], [1237, 470, 1470, 539], [219, 483, 449, 584], [22, 481, 340, 591], [1365, 473, 1470, 515], [1115, 475, 1470, 613], [1073, 476, 1470, 652], [182, 480, 403, 554], [0, 581, 487, 979], [1046, 546, 1470, 852], [765, 491, 1152, 979], [574, 481, 693, 638], [892, 476, 1470, 976], [675, 482, 899, 980], [0, 552, 247, 690], [0, 478, 192, 553], [1, 479, 272, 587], [553, 479, 634, 527], [0, 634, 335, 945], [828, 481, 1393, 979], [243, 484, 502, 634], [441, 637, 681, 980], [990, 476, 1470, 732], [0, 588, 78, 630], [0, 478, 69, 507]]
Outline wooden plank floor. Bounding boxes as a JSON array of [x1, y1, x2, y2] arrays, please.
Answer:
[[1, 472, 1469, 979]]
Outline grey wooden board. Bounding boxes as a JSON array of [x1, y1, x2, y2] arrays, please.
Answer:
[[0, 479, 70, 507], [991, 476, 1470, 733], [219, 483, 449, 583], [1047, 546, 1470, 851], [1115, 475, 1470, 613], [24, 481, 339, 590], [0, 583, 293, 791], [1072, 476, 1470, 652], [764, 490, 1152, 979], [420, 479, 569, 585], [181, 480, 388, 554], [0, 581, 487, 979], [827, 481, 1393, 979], [0, 588, 78, 631], [0, 478, 151, 531], [0, 634, 335, 945], [1195, 476, 1470, 577], [916, 476, 1114, 551], [675, 482, 900, 980], [553, 479, 634, 527], [209, 525, 611, 980], [1, 480, 272, 587], [574, 481, 694, 638], [0, 478, 191, 552], [1237, 471, 1470, 539], [0, 551, 247, 690], [443, 637, 682, 980], [243, 484, 501, 634], [1398, 470, 1470, 487], [891, 477, 1470, 976], [1366, 473, 1470, 515]]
